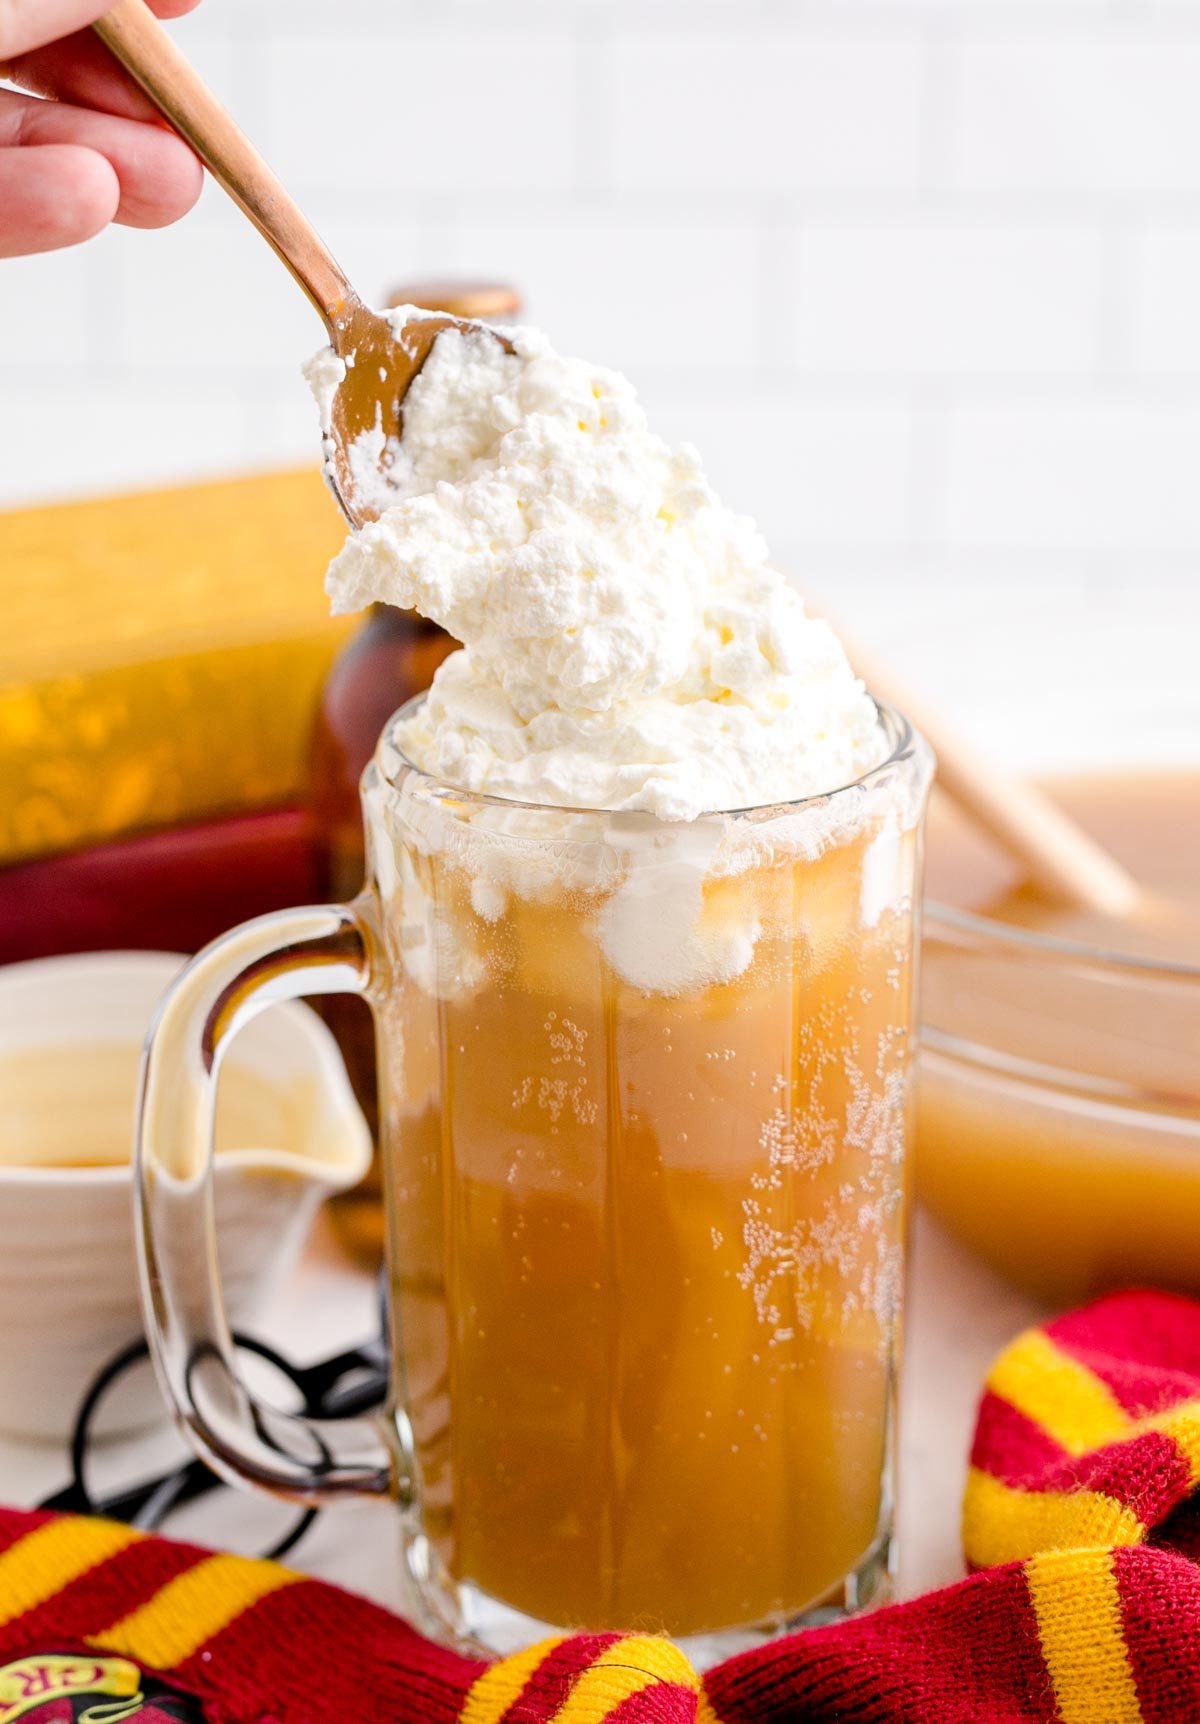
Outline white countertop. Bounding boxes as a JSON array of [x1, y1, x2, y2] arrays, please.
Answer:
[[0, 1207, 1043, 1618]]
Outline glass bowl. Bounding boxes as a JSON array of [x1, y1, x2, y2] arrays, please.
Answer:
[[916, 779, 1200, 1305]]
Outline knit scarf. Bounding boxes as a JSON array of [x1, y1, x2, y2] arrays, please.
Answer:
[[3, 1289, 1200, 1724]]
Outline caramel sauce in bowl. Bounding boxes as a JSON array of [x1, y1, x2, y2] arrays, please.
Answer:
[[919, 771, 1200, 1304]]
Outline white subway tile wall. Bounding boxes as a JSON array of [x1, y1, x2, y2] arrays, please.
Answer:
[[3, 0, 1199, 764]]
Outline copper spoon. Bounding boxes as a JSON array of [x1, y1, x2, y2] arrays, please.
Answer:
[[92, 0, 509, 528], [89, 8, 1149, 923]]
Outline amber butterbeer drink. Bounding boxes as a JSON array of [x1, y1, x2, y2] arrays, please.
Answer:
[[131, 298, 934, 1665], [373, 707, 931, 1651]]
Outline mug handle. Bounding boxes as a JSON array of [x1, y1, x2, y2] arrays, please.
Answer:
[[135, 901, 404, 1505]]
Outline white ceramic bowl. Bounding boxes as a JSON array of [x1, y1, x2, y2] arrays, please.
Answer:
[[0, 951, 372, 1439]]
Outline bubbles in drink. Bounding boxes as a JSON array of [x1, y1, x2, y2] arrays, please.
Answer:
[[384, 794, 920, 1635]]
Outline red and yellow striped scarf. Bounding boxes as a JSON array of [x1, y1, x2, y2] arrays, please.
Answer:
[[4, 1289, 1200, 1723]]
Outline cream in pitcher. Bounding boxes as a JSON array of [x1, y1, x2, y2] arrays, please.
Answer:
[[138, 315, 932, 1658]]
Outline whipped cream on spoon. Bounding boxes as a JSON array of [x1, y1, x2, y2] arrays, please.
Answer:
[[318, 317, 887, 822], [90, 0, 509, 530], [318, 317, 1152, 931]]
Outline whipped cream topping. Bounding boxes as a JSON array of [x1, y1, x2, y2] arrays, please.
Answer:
[[312, 309, 885, 822]]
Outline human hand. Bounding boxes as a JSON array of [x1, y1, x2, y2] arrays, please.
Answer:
[[0, 0, 204, 257]]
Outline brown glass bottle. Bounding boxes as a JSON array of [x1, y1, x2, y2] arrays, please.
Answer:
[[309, 281, 522, 1262]]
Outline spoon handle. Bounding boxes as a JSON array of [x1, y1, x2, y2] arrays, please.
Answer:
[[841, 628, 1143, 916], [93, 0, 356, 334]]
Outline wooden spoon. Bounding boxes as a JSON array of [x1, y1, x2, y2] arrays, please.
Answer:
[[840, 627, 1143, 918], [92, 0, 510, 529]]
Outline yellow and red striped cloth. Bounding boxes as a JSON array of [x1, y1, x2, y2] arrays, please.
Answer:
[[4, 1289, 1200, 1722]]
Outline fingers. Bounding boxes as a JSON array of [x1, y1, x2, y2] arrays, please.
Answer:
[[0, 142, 118, 255], [0, 0, 205, 255], [0, 0, 201, 59], [2, 2, 205, 125], [4, 34, 172, 124], [0, 87, 201, 232], [0, 1, 115, 60]]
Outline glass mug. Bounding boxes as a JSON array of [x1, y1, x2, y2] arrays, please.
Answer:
[[137, 695, 932, 1663]]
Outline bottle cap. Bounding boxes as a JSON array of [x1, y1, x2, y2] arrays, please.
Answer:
[[384, 280, 522, 322]]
